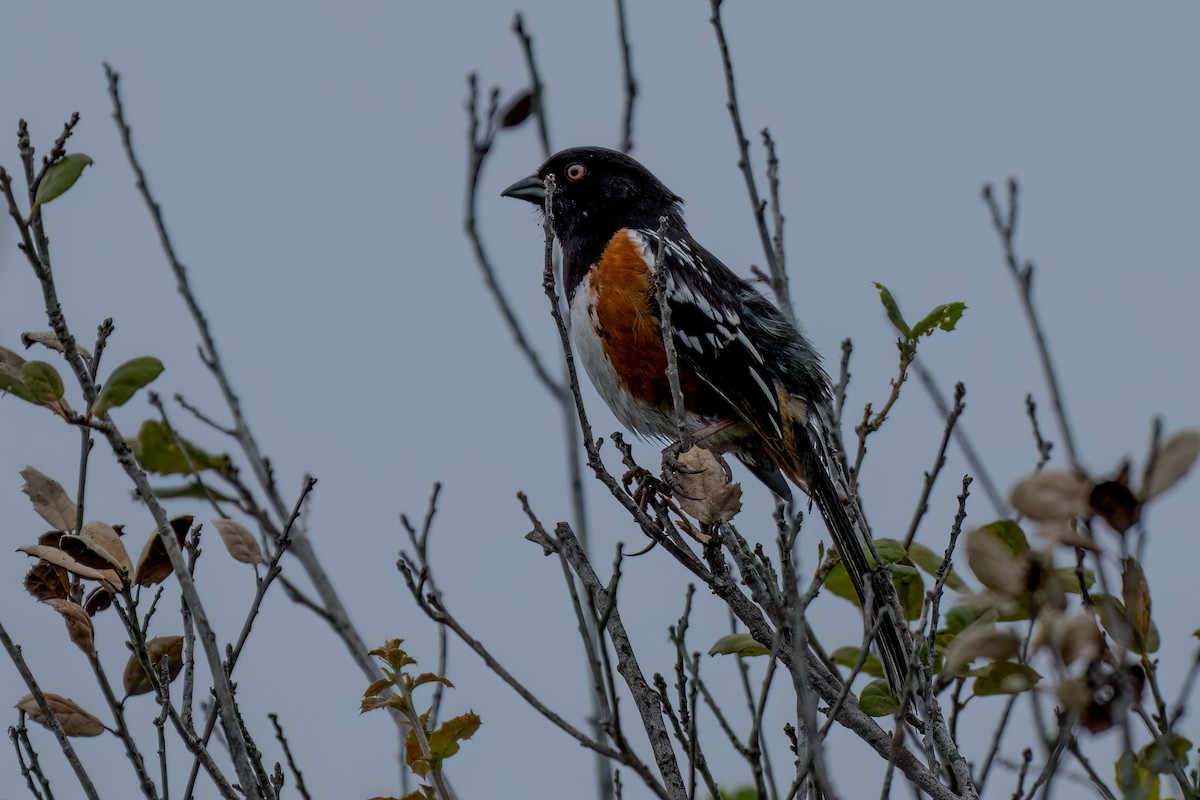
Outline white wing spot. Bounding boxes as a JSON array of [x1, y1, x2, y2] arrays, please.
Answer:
[[735, 328, 764, 363]]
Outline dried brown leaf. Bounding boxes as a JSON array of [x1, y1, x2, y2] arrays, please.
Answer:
[[0, 345, 26, 378], [43, 598, 95, 654], [60, 521, 133, 577], [16, 694, 106, 737], [941, 624, 1020, 677], [1089, 480, 1140, 534], [1122, 557, 1152, 641], [1035, 611, 1102, 666], [84, 586, 113, 616], [499, 88, 537, 128], [134, 515, 192, 587], [211, 518, 263, 564], [1143, 429, 1200, 501], [668, 445, 743, 525], [18, 544, 108, 582], [1035, 520, 1099, 551], [20, 331, 93, 364], [24, 561, 70, 602], [123, 635, 184, 697], [19, 466, 77, 531], [1010, 470, 1091, 521]]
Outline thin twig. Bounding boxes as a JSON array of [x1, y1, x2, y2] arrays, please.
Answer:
[[1024, 394, 1054, 470], [613, 0, 637, 153], [707, 0, 787, 318], [652, 215, 692, 449], [268, 714, 312, 800], [982, 179, 1080, 469], [105, 63, 378, 695], [0, 616, 100, 800], [10, 717, 54, 800], [761, 128, 790, 308], [513, 14, 551, 158], [912, 361, 1010, 517], [903, 383, 966, 548]]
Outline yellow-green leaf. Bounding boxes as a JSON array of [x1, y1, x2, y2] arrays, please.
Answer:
[[130, 419, 227, 475], [428, 711, 481, 760], [908, 541, 967, 591], [977, 520, 1030, 556], [872, 282, 911, 339], [21, 361, 64, 404], [708, 633, 770, 657], [858, 679, 899, 717], [33, 153, 94, 212], [971, 661, 1040, 696], [91, 356, 163, 417], [830, 646, 884, 678], [0, 372, 38, 404], [910, 302, 967, 339]]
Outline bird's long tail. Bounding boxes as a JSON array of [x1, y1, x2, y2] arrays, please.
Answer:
[[793, 426, 914, 698]]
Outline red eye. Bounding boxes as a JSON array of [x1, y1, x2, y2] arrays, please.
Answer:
[[565, 163, 587, 181]]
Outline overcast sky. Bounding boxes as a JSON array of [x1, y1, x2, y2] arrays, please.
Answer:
[[2, 2, 1199, 799]]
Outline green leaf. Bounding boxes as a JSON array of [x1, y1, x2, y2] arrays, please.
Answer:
[[33, 153, 94, 212], [90, 356, 163, 417], [708, 633, 770, 657], [910, 302, 967, 339], [1116, 748, 1161, 800], [718, 788, 759, 800], [908, 541, 967, 591], [1138, 733, 1193, 775], [130, 420, 227, 475], [872, 538, 909, 564], [428, 711, 481, 760], [0, 372, 39, 405], [977, 520, 1030, 557], [942, 605, 980, 636], [888, 562, 925, 620], [145, 482, 236, 502], [1059, 566, 1096, 594], [823, 563, 862, 608], [859, 679, 900, 717], [21, 361, 64, 404], [873, 282, 911, 339], [971, 661, 1041, 696], [830, 646, 884, 678]]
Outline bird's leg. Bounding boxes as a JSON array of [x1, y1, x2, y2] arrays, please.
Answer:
[[621, 462, 671, 513]]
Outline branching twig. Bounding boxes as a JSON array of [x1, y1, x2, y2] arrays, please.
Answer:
[[268, 713, 312, 800], [707, 0, 787, 318], [0, 617, 99, 800], [105, 63, 378, 697], [613, 0, 637, 153], [982, 179, 1080, 469], [903, 383, 966, 548]]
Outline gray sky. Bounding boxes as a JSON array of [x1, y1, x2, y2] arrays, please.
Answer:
[[2, 2, 1199, 798]]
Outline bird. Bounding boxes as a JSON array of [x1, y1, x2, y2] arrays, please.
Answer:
[[503, 146, 912, 695]]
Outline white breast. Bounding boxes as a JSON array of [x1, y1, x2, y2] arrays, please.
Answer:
[[567, 282, 676, 439]]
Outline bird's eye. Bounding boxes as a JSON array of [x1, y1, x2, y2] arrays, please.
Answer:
[[565, 163, 587, 181]]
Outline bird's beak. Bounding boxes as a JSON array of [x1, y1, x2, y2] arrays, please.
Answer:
[[501, 174, 545, 204]]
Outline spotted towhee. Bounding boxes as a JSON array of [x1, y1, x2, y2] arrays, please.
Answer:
[[504, 146, 911, 694]]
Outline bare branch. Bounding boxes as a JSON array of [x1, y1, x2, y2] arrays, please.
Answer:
[[613, 0, 638, 153], [707, 0, 787, 317], [268, 713, 312, 800], [982, 179, 1080, 469], [903, 383, 967, 548], [0, 617, 99, 800]]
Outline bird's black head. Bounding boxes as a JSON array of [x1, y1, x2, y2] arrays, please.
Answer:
[[502, 146, 683, 240]]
